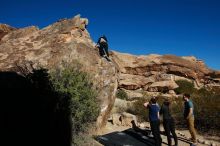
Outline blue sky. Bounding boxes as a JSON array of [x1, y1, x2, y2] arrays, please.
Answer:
[[0, 0, 220, 70]]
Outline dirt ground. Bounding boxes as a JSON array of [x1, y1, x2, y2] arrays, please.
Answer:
[[94, 122, 220, 146]]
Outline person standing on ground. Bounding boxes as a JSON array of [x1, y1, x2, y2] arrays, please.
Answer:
[[160, 99, 178, 146], [183, 93, 197, 143], [144, 97, 162, 146]]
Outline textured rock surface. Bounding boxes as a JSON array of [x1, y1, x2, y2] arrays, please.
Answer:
[[148, 80, 179, 92], [110, 112, 137, 127], [1, 15, 220, 130], [120, 112, 137, 127], [111, 51, 220, 95], [0, 15, 117, 129], [0, 24, 16, 41]]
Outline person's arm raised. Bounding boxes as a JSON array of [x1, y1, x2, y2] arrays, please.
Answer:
[[144, 102, 149, 108]]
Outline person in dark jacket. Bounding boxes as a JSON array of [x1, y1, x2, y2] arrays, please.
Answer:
[[144, 97, 162, 146], [96, 35, 110, 61], [160, 99, 178, 146]]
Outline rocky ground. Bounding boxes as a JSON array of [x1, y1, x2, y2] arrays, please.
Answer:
[[94, 122, 220, 146]]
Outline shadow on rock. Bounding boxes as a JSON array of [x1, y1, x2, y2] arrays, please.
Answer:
[[0, 69, 71, 146]]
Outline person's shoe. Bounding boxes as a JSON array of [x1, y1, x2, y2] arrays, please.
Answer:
[[104, 56, 111, 62]]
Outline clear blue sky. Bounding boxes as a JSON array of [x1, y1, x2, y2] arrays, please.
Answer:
[[0, 0, 220, 70]]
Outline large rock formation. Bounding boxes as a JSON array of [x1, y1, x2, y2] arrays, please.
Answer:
[[1, 14, 220, 130], [0, 15, 118, 129], [111, 51, 220, 97]]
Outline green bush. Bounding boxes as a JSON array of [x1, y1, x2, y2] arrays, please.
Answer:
[[116, 89, 128, 100], [171, 86, 220, 135], [192, 87, 220, 135], [170, 98, 185, 127], [50, 64, 100, 145], [174, 80, 196, 94], [126, 98, 148, 122], [193, 95, 220, 134]]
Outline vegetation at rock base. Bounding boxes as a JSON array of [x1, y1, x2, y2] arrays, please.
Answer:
[[126, 80, 220, 136], [174, 80, 195, 94], [50, 63, 100, 145], [126, 98, 148, 122], [116, 89, 128, 100], [173, 80, 220, 135]]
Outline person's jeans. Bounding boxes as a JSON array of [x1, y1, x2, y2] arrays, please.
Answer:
[[150, 120, 162, 146], [186, 116, 197, 142], [163, 118, 178, 146]]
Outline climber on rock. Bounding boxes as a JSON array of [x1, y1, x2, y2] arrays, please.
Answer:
[[95, 35, 111, 61]]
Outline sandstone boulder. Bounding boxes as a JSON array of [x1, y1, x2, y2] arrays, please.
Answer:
[[111, 112, 137, 127], [123, 89, 144, 99], [0, 15, 117, 129], [139, 122, 151, 129], [119, 73, 155, 90], [0, 24, 16, 41], [111, 51, 217, 86], [148, 81, 179, 92], [111, 113, 122, 126], [168, 90, 176, 95], [120, 112, 137, 127]]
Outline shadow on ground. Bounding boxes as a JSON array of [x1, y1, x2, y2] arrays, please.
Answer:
[[0, 69, 71, 146], [95, 128, 154, 146], [95, 121, 193, 146], [95, 121, 156, 146]]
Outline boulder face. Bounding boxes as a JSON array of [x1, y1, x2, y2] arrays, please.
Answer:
[[148, 80, 179, 92], [0, 15, 118, 129], [111, 51, 220, 95], [1, 14, 220, 130], [0, 24, 16, 41]]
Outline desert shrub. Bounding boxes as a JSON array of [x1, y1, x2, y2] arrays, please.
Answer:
[[126, 98, 148, 122], [171, 87, 220, 135], [192, 87, 220, 135], [126, 96, 169, 122], [116, 89, 128, 100], [142, 91, 153, 99], [193, 95, 220, 133], [50, 63, 100, 145], [125, 79, 220, 135], [169, 98, 185, 127], [174, 80, 196, 94]]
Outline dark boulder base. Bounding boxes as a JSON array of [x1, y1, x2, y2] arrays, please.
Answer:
[[0, 71, 71, 146]]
